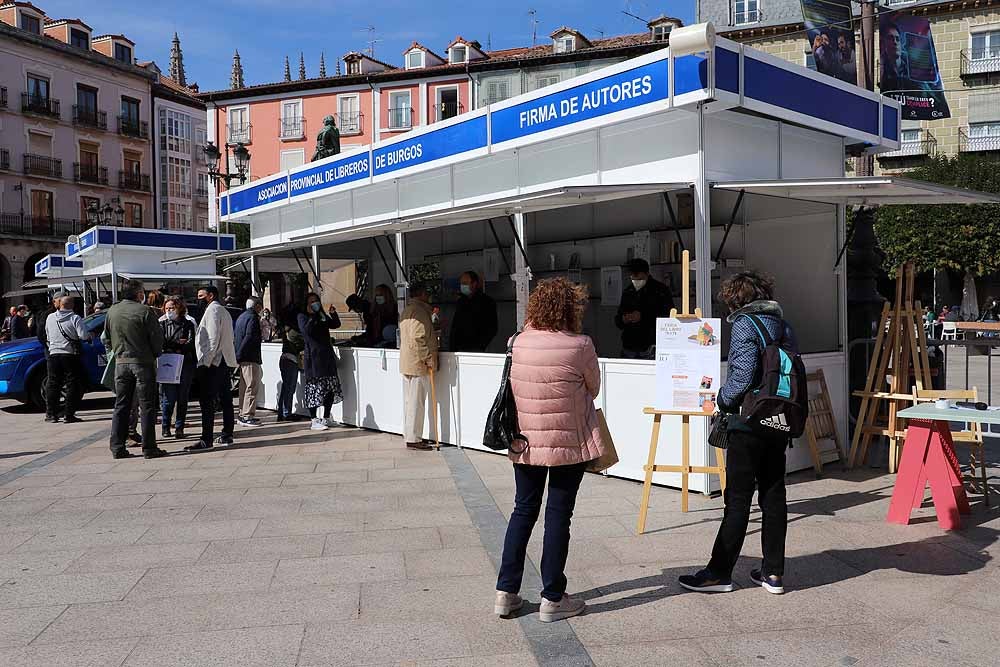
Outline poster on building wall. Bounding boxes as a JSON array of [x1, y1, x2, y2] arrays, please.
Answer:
[[878, 14, 950, 120], [654, 317, 723, 412], [800, 0, 857, 85]]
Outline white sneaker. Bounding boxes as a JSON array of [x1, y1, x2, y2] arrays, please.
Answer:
[[310, 418, 329, 431], [494, 591, 523, 617], [538, 593, 586, 623]]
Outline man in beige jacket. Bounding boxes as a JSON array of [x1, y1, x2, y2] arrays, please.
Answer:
[[399, 283, 438, 450]]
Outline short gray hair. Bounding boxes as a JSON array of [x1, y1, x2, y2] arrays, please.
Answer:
[[122, 279, 145, 302]]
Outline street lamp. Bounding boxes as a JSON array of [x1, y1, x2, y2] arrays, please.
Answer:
[[204, 141, 251, 189], [87, 197, 125, 227]]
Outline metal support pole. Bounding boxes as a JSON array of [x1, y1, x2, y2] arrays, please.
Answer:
[[512, 210, 530, 329], [249, 255, 261, 298], [713, 189, 745, 263], [662, 192, 686, 252], [693, 106, 712, 316], [857, 0, 876, 177], [311, 245, 321, 294], [393, 232, 407, 312]]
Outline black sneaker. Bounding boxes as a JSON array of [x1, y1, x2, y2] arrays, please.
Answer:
[[174, 428, 186, 439], [112, 450, 135, 460], [144, 448, 170, 459], [128, 432, 143, 445], [162, 426, 172, 438], [63, 415, 82, 424], [214, 435, 234, 446], [184, 440, 213, 452], [678, 569, 734, 593], [44, 415, 59, 423], [750, 569, 785, 595]]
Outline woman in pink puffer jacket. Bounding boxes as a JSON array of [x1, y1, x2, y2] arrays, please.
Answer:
[[495, 277, 605, 623]]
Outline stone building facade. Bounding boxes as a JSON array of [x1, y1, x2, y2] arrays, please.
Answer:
[[699, 0, 1000, 172]]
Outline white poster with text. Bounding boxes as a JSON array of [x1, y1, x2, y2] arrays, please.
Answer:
[[655, 317, 722, 412]]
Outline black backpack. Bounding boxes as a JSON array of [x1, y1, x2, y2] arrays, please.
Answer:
[[740, 314, 809, 441], [483, 333, 528, 454]]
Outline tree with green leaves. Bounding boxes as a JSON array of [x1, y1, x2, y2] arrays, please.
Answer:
[[874, 154, 1000, 277]]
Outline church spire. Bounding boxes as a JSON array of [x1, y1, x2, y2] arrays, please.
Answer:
[[169, 32, 186, 86], [298, 52, 306, 80], [283, 55, 291, 82], [319, 52, 327, 78], [230, 49, 244, 89]]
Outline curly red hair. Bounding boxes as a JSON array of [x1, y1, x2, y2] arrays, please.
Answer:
[[526, 277, 588, 333]]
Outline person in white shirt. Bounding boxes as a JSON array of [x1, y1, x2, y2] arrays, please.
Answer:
[[189, 285, 237, 451]]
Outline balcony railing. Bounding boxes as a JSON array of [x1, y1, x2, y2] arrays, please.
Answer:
[[23, 153, 62, 178], [0, 148, 9, 171], [0, 87, 6, 108], [280, 117, 304, 139], [336, 111, 363, 135], [119, 170, 151, 192], [21, 93, 60, 118], [960, 48, 1000, 77], [228, 122, 251, 144], [0, 213, 80, 238], [878, 132, 937, 159], [388, 107, 412, 130], [436, 101, 463, 122], [960, 128, 1000, 153], [117, 115, 149, 139], [72, 106, 108, 130], [74, 162, 108, 185]]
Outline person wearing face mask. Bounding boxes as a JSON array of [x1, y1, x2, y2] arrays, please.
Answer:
[[190, 285, 238, 451], [43, 293, 92, 424], [449, 271, 498, 353], [615, 258, 675, 359], [297, 292, 343, 431], [235, 297, 265, 427], [158, 298, 196, 439]]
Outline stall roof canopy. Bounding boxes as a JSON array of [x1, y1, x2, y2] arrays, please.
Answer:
[[117, 273, 228, 282], [22, 276, 89, 288], [711, 177, 1000, 206]]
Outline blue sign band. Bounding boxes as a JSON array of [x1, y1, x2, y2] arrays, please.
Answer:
[[372, 115, 487, 177], [882, 105, 899, 142], [490, 59, 671, 145], [290, 152, 371, 199], [220, 195, 229, 217], [744, 56, 879, 137], [228, 175, 289, 215]]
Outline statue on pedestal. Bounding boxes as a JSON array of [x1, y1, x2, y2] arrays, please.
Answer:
[[311, 115, 341, 161]]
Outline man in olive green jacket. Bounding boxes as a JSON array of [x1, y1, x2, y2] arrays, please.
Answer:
[[105, 279, 166, 460]]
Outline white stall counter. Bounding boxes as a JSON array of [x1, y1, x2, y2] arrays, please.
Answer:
[[259, 343, 846, 493]]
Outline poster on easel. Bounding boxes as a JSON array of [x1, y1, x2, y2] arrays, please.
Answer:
[[654, 317, 722, 411], [600, 266, 622, 307]]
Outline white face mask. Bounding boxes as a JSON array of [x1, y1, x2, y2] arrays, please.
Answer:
[[631, 279, 647, 290], [166, 310, 179, 321]]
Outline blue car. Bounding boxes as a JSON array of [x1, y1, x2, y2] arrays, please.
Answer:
[[0, 305, 245, 410], [0, 311, 109, 410]]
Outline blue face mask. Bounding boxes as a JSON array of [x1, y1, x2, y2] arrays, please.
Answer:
[[310, 302, 321, 313], [460, 284, 472, 297], [375, 296, 386, 306]]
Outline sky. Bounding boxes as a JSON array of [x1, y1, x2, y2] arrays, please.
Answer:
[[38, 0, 695, 92]]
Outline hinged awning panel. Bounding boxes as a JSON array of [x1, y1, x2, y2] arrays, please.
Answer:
[[712, 177, 1000, 206]]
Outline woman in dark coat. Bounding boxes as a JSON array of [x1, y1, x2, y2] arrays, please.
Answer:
[[297, 292, 343, 431], [159, 297, 197, 439], [277, 304, 305, 422]]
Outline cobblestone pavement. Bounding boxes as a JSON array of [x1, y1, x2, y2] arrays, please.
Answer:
[[0, 395, 998, 667]]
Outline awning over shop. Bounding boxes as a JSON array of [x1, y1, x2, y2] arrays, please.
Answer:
[[117, 273, 228, 282], [22, 276, 89, 288], [711, 177, 1000, 206], [3, 287, 66, 299]]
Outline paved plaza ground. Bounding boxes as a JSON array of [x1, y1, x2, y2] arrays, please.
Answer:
[[0, 395, 998, 667]]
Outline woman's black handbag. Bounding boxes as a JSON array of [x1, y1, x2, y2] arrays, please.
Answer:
[[483, 333, 528, 454], [708, 412, 731, 450]]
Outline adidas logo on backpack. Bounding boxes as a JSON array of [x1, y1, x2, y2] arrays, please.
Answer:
[[759, 413, 792, 433]]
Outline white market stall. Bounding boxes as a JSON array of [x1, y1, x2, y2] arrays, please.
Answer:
[[181, 24, 1000, 493]]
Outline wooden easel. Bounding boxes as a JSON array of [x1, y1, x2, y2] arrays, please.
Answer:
[[847, 263, 932, 471], [637, 250, 727, 535]]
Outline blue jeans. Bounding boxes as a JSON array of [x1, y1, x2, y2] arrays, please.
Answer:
[[278, 357, 299, 418], [160, 363, 194, 429], [497, 461, 587, 601]]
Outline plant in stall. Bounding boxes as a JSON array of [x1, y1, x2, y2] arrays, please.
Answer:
[[874, 154, 1000, 278]]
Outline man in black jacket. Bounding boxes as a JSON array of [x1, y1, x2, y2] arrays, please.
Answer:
[[614, 258, 674, 359], [449, 271, 498, 353], [234, 297, 264, 427]]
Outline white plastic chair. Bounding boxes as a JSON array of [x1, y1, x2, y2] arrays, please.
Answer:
[[941, 322, 959, 340]]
